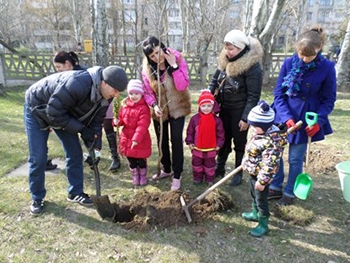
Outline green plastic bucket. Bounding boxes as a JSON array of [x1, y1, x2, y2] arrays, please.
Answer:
[[335, 161, 350, 203], [293, 173, 313, 200]]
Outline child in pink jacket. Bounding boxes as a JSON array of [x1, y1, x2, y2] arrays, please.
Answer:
[[185, 91, 225, 185], [116, 79, 152, 186]]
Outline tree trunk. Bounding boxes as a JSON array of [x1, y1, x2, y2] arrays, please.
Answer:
[[335, 19, 350, 92], [91, 0, 108, 67], [249, 0, 287, 84], [259, 0, 287, 84], [179, 0, 189, 53]]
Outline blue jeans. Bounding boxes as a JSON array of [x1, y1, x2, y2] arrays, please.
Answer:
[[24, 104, 84, 201], [270, 143, 307, 198]]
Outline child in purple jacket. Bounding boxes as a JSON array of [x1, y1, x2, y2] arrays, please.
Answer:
[[185, 91, 225, 186]]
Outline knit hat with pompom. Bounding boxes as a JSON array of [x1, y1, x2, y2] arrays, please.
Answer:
[[247, 100, 275, 131], [198, 90, 215, 106]]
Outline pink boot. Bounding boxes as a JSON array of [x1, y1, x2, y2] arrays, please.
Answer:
[[139, 167, 148, 186], [152, 170, 173, 180], [130, 168, 139, 186], [171, 178, 181, 191]]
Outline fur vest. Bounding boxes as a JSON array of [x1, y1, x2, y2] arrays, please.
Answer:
[[142, 57, 191, 122]]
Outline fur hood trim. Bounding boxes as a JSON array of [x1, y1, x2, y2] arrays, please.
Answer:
[[218, 37, 263, 77]]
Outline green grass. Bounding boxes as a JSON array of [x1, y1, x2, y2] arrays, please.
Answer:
[[0, 86, 350, 262]]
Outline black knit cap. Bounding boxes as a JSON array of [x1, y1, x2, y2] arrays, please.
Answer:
[[102, 66, 128, 91]]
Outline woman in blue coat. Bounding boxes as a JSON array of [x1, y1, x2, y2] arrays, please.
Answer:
[[268, 26, 337, 206]]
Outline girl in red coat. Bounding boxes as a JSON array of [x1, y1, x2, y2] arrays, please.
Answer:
[[116, 79, 152, 186]]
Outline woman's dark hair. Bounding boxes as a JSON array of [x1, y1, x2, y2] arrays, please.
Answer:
[[142, 36, 172, 79], [53, 51, 79, 65]]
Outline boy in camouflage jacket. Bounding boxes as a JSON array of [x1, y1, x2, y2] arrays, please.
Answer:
[[241, 100, 288, 237]]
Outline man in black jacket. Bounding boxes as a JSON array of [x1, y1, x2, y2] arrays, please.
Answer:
[[24, 66, 128, 216]]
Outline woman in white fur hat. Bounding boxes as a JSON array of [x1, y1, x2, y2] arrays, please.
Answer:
[[208, 29, 264, 186]]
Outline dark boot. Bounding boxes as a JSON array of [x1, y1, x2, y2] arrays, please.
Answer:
[[230, 151, 244, 186], [242, 203, 258, 222], [46, 159, 58, 171], [215, 148, 231, 177], [249, 214, 269, 237], [106, 133, 121, 171]]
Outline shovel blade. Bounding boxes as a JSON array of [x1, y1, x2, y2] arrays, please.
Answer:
[[93, 195, 116, 221], [294, 173, 313, 200]]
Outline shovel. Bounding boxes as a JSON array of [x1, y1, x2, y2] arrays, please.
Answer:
[[305, 112, 318, 167], [293, 112, 318, 200], [87, 141, 116, 221], [181, 121, 303, 223]]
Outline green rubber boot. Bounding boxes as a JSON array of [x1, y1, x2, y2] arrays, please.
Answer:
[[249, 214, 269, 237], [242, 203, 258, 222]]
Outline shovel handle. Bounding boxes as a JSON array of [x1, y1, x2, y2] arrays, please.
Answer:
[[186, 166, 243, 208], [87, 137, 101, 197], [287, 120, 303, 133], [185, 120, 303, 209], [305, 136, 311, 168]]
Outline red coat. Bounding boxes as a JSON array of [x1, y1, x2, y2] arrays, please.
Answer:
[[118, 97, 152, 158]]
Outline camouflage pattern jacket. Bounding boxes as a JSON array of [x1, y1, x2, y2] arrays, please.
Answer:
[[242, 125, 288, 185]]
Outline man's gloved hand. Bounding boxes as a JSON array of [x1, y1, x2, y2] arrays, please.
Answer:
[[83, 150, 101, 170], [80, 127, 95, 144], [305, 123, 320, 137]]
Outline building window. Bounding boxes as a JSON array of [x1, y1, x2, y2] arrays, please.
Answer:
[[144, 17, 148, 25], [278, 36, 285, 46], [308, 0, 314, 7], [124, 9, 135, 22], [170, 22, 180, 29], [230, 11, 239, 19], [318, 10, 331, 23], [319, 0, 333, 6], [306, 12, 313, 21], [169, 8, 179, 17]]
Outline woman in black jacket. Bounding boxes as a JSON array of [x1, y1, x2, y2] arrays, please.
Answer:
[[208, 29, 263, 186]]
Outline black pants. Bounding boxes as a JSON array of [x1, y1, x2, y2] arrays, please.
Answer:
[[250, 176, 270, 217], [127, 157, 147, 169], [219, 107, 248, 167], [103, 118, 114, 134], [153, 116, 185, 179]]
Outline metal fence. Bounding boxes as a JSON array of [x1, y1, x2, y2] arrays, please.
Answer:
[[1, 52, 331, 88]]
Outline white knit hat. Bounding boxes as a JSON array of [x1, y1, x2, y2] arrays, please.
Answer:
[[247, 100, 275, 131], [224, 30, 249, 49], [127, 79, 144, 95]]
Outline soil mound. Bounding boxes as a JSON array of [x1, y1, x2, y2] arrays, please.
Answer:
[[112, 189, 234, 231], [307, 148, 342, 175]]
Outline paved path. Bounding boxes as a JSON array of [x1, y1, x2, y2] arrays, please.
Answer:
[[6, 158, 66, 177]]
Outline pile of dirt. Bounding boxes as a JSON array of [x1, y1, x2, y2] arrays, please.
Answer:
[[307, 148, 342, 175], [283, 143, 342, 176], [112, 189, 234, 231], [273, 205, 315, 226]]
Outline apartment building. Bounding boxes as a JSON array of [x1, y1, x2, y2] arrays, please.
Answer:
[[22, 0, 347, 53]]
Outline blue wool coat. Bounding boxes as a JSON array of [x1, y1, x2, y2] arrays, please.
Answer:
[[273, 53, 336, 144]]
